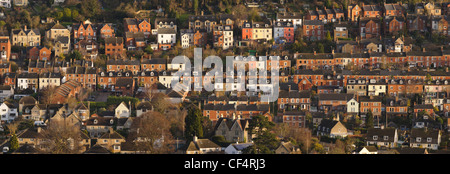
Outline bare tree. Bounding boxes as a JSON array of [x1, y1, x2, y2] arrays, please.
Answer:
[[150, 92, 173, 114], [40, 86, 58, 104], [40, 120, 83, 154], [129, 111, 175, 154]]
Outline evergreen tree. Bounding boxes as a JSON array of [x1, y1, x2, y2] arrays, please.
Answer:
[[184, 105, 203, 141], [10, 134, 19, 151], [366, 110, 374, 129]]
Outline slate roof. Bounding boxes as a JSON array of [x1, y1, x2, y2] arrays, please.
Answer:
[[84, 144, 111, 154], [366, 128, 397, 142], [410, 129, 440, 144]]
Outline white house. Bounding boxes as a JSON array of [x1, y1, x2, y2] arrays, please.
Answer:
[[224, 143, 253, 154], [276, 12, 302, 30], [0, 102, 17, 123], [115, 102, 130, 118], [0, 0, 11, 8], [180, 29, 194, 49], [0, 85, 14, 102], [366, 128, 398, 148], [346, 98, 359, 114], [368, 79, 387, 96], [157, 28, 176, 45], [357, 146, 378, 154]]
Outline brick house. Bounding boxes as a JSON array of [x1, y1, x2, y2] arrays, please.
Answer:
[[105, 37, 125, 58], [384, 16, 406, 34], [347, 4, 362, 22], [359, 17, 381, 39], [302, 20, 324, 41]]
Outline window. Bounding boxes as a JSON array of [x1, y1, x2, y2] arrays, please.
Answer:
[[384, 136, 388, 140], [373, 135, 378, 140], [427, 137, 432, 142], [416, 137, 422, 142]]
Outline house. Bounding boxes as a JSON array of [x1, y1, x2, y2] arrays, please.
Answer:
[[242, 21, 273, 42], [409, 129, 441, 150], [154, 18, 177, 32], [115, 101, 131, 118], [99, 23, 115, 39], [318, 93, 355, 113], [385, 97, 409, 117], [282, 111, 306, 128], [359, 96, 383, 117], [346, 97, 359, 115], [16, 127, 43, 147], [275, 141, 301, 154], [180, 29, 194, 49], [0, 85, 13, 101], [213, 25, 233, 50], [193, 30, 207, 47], [83, 144, 111, 154], [46, 21, 70, 41], [273, 21, 294, 44], [0, 33, 11, 61], [362, 4, 382, 18], [214, 117, 251, 143], [27, 46, 51, 61], [422, 2, 442, 16], [384, 3, 404, 17], [85, 117, 116, 138], [0, 0, 10, 8], [65, 66, 97, 89], [366, 128, 398, 148], [0, 102, 17, 123], [124, 18, 152, 37], [276, 12, 302, 30], [53, 36, 70, 57], [106, 59, 140, 75], [302, 20, 324, 41], [396, 147, 428, 154], [13, 0, 28, 6], [359, 17, 381, 39], [431, 15, 450, 36], [74, 39, 98, 60], [407, 15, 428, 32], [224, 143, 253, 154], [185, 136, 223, 154], [11, 26, 40, 47], [73, 20, 97, 42], [115, 78, 135, 96], [334, 23, 348, 41], [384, 16, 406, 34], [125, 32, 146, 51], [367, 79, 387, 96], [414, 104, 435, 116], [96, 128, 126, 153], [356, 146, 378, 154], [50, 80, 82, 104], [105, 37, 125, 58], [347, 4, 362, 22], [136, 101, 152, 117], [17, 73, 39, 91], [73, 102, 89, 121], [188, 13, 217, 33], [157, 28, 177, 50], [316, 116, 348, 138], [38, 72, 62, 90], [278, 90, 311, 111]]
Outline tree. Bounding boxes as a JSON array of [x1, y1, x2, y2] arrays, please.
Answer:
[[366, 110, 374, 128], [244, 115, 279, 154], [326, 31, 332, 41], [81, 0, 101, 19], [317, 43, 325, 53], [149, 92, 173, 114], [184, 105, 203, 141], [193, 0, 199, 15], [40, 120, 83, 154], [10, 133, 19, 151], [63, 8, 72, 20], [129, 111, 174, 153], [144, 45, 153, 54]]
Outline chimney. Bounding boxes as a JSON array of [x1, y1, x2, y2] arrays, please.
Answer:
[[314, 51, 316, 55], [446, 67, 449, 72], [332, 49, 335, 54], [24, 25, 27, 31], [36, 127, 41, 133], [109, 127, 114, 134], [422, 47, 426, 52], [193, 136, 198, 142], [201, 11, 204, 16]]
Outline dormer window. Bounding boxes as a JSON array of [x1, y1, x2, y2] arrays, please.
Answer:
[[110, 119, 114, 124], [416, 137, 422, 142], [384, 136, 388, 140], [373, 135, 378, 140], [93, 119, 98, 124], [427, 137, 432, 142]]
